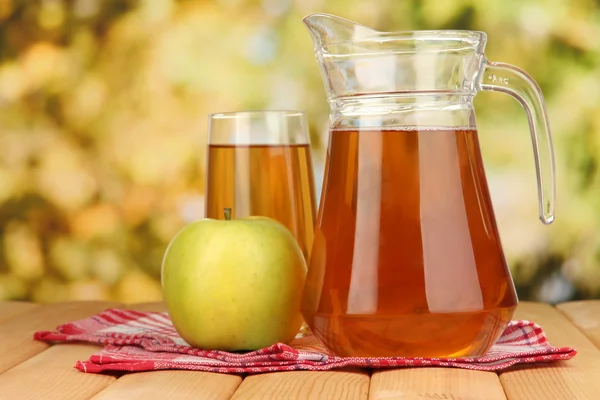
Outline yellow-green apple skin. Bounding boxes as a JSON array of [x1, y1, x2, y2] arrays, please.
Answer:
[[161, 216, 307, 351]]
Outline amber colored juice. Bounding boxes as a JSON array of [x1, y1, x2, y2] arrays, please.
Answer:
[[205, 144, 317, 259], [302, 128, 518, 358]]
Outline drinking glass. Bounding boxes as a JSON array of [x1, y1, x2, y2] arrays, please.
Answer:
[[205, 111, 317, 261]]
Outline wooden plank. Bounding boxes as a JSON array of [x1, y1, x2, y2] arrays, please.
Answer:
[[499, 301, 600, 400], [230, 369, 370, 400], [91, 370, 242, 400], [0, 344, 115, 400], [0, 300, 120, 374], [0, 302, 39, 323], [369, 368, 506, 400], [556, 300, 600, 350]]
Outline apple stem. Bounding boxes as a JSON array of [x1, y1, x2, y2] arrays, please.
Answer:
[[224, 208, 232, 221]]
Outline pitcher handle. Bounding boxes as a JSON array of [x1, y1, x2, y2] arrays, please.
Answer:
[[479, 60, 556, 225]]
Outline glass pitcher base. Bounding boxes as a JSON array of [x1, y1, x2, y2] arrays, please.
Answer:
[[308, 305, 516, 358]]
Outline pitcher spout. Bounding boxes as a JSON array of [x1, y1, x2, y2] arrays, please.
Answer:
[[303, 13, 487, 104], [302, 13, 376, 49]]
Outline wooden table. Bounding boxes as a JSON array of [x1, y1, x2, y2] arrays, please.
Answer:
[[0, 300, 599, 399]]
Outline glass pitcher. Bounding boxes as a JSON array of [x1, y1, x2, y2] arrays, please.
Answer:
[[301, 13, 556, 358]]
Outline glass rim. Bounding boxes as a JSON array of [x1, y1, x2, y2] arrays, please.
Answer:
[[207, 109, 310, 145], [209, 110, 306, 120]]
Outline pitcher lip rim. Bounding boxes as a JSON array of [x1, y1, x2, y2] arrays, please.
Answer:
[[377, 30, 486, 39], [302, 13, 486, 45], [321, 30, 487, 46]]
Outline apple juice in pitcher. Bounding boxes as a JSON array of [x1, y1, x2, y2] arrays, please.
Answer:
[[301, 14, 556, 357], [303, 127, 517, 357]]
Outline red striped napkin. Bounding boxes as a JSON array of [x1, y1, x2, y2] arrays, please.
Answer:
[[34, 308, 576, 374]]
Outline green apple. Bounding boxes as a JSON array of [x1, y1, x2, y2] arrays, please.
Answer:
[[161, 210, 307, 351]]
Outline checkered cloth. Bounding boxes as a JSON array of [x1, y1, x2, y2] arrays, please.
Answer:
[[34, 308, 576, 374]]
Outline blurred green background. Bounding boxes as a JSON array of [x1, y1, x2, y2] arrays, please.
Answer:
[[0, 0, 598, 304]]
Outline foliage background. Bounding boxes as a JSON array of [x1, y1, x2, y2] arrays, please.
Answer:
[[0, 0, 599, 303]]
